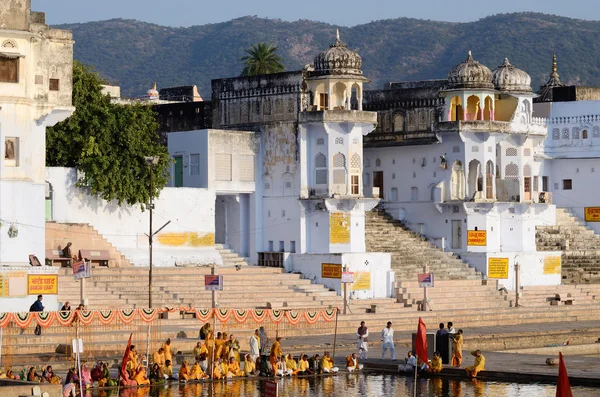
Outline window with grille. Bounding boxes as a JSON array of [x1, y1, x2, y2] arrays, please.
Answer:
[[562, 128, 570, 139], [572, 127, 580, 139], [375, 158, 381, 167], [563, 179, 572, 190], [315, 153, 326, 167], [239, 155, 255, 181], [350, 153, 361, 169], [0, 57, 18, 83], [215, 153, 232, 181], [333, 153, 345, 168], [49, 78, 59, 91], [315, 153, 327, 185], [533, 176, 539, 191], [505, 147, 518, 156], [316, 138, 324, 145], [333, 169, 345, 184], [190, 154, 200, 175], [505, 163, 519, 181], [472, 146, 479, 152], [335, 137, 343, 145], [594, 126, 600, 138], [452, 146, 460, 153], [351, 175, 359, 194], [552, 128, 560, 140]]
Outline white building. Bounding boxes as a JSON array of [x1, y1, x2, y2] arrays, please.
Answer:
[[0, 1, 74, 311]]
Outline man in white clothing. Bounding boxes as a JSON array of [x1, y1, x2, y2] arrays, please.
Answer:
[[381, 321, 395, 360], [249, 329, 260, 362], [398, 351, 417, 373], [447, 321, 456, 334], [357, 321, 369, 360]]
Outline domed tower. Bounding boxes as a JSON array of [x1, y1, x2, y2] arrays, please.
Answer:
[[145, 82, 159, 101], [305, 30, 368, 111], [491, 58, 535, 124], [492, 58, 532, 93], [442, 51, 495, 121]]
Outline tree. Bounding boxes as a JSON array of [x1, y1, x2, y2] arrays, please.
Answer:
[[46, 61, 170, 208], [240, 42, 285, 76]]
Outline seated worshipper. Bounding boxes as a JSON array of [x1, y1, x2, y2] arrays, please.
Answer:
[[212, 358, 226, 380], [199, 323, 211, 340], [285, 354, 299, 375], [398, 351, 417, 373], [346, 353, 363, 372], [81, 364, 92, 388], [127, 345, 139, 374], [465, 350, 485, 378], [42, 366, 61, 384], [298, 354, 311, 375], [149, 363, 164, 385], [133, 364, 150, 386], [257, 356, 271, 377], [91, 362, 103, 383], [27, 367, 40, 382], [178, 360, 192, 382], [190, 362, 209, 380], [5, 370, 16, 380], [276, 356, 293, 377], [153, 347, 166, 368], [321, 351, 339, 373], [119, 368, 137, 387], [163, 360, 176, 381], [244, 354, 258, 376], [62, 382, 77, 397], [228, 334, 241, 363], [97, 362, 110, 387], [308, 354, 322, 374], [429, 351, 443, 373], [227, 357, 244, 377], [193, 341, 208, 368]]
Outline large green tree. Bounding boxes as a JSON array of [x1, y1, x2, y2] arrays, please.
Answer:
[[240, 42, 285, 76], [47, 61, 170, 208]]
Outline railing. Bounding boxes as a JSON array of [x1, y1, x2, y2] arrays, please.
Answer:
[[548, 114, 600, 125]]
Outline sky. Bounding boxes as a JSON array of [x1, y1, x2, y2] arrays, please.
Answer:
[[32, 0, 600, 27]]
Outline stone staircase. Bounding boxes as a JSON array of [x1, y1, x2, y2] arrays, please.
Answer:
[[215, 244, 248, 266], [536, 208, 600, 283], [46, 222, 133, 267], [519, 284, 600, 307], [365, 210, 482, 280]]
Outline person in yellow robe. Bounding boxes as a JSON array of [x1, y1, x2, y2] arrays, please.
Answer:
[[298, 354, 310, 375], [345, 353, 363, 372], [214, 332, 225, 360], [212, 358, 225, 379], [451, 330, 464, 367], [429, 351, 443, 373], [222, 332, 231, 358], [285, 354, 299, 375], [227, 357, 244, 377], [178, 360, 191, 382], [243, 354, 258, 376], [190, 362, 208, 380], [153, 347, 166, 368], [127, 345, 139, 375], [465, 350, 485, 378], [163, 360, 176, 380], [227, 334, 241, 363], [162, 338, 173, 364], [321, 351, 339, 373], [269, 337, 283, 374], [133, 365, 150, 386], [205, 331, 215, 373]]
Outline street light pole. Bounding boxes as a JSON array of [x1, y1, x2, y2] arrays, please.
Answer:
[[148, 163, 153, 309]]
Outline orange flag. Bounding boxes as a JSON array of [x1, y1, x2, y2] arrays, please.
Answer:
[[120, 333, 133, 380], [556, 352, 573, 397], [415, 317, 429, 368]]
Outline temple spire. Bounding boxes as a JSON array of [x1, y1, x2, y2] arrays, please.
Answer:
[[336, 28, 340, 41], [551, 53, 559, 77]]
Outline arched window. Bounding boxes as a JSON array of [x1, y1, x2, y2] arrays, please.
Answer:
[[472, 146, 479, 153], [466, 95, 481, 121], [505, 163, 519, 181], [449, 96, 463, 121], [350, 153, 361, 195], [593, 126, 600, 138], [332, 152, 347, 195], [451, 160, 464, 200], [263, 174, 273, 197], [315, 153, 327, 185], [562, 128, 570, 139], [582, 129, 589, 139], [393, 114, 404, 132], [282, 173, 293, 196], [375, 158, 381, 167]]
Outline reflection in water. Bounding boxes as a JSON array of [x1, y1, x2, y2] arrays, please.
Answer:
[[88, 374, 597, 397]]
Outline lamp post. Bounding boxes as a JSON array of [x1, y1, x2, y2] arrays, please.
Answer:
[[145, 156, 160, 308]]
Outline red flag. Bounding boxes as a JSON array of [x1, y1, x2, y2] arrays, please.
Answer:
[[556, 352, 573, 397], [415, 317, 429, 368], [120, 333, 133, 380]]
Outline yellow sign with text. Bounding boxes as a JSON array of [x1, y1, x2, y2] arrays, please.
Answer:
[[351, 272, 371, 291], [330, 213, 350, 244], [584, 207, 600, 222], [488, 258, 509, 279], [543, 256, 561, 275], [321, 263, 342, 279], [27, 275, 58, 295], [467, 230, 487, 246]]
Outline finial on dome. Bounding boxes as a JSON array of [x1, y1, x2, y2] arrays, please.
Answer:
[[336, 28, 340, 41], [467, 50, 473, 61], [552, 53, 558, 75], [152, 82, 157, 90], [503, 58, 511, 66]]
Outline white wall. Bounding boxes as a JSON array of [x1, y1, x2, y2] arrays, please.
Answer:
[[290, 252, 393, 299], [168, 130, 209, 188], [0, 267, 59, 312], [46, 167, 221, 267]]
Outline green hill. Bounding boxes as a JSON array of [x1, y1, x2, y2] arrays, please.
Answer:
[[57, 13, 600, 97]]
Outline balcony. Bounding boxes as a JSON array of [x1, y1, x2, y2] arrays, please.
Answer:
[[299, 109, 377, 125], [436, 120, 547, 136]]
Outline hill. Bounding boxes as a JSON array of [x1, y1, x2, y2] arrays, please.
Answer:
[[57, 13, 600, 97]]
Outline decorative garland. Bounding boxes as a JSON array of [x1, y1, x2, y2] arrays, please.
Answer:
[[0, 307, 338, 329]]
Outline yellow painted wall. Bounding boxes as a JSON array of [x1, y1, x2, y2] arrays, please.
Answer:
[[157, 232, 215, 247]]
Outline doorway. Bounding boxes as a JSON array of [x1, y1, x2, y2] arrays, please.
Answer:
[[373, 171, 384, 199], [174, 156, 183, 187], [524, 177, 531, 201], [451, 220, 462, 249]]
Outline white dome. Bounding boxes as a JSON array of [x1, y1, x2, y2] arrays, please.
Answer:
[[492, 58, 532, 92], [447, 51, 493, 90]]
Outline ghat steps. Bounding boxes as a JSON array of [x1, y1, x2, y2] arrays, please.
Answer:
[[536, 208, 600, 283], [215, 244, 249, 267], [365, 210, 482, 280]]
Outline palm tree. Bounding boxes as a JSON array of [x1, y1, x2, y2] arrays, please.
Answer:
[[240, 43, 285, 76]]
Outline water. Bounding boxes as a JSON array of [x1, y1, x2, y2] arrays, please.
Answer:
[[88, 374, 599, 397]]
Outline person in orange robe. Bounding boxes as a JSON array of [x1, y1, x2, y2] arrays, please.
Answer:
[[269, 337, 283, 375], [465, 350, 485, 378], [190, 362, 208, 380], [178, 360, 191, 382], [133, 365, 150, 386], [451, 330, 464, 367], [227, 357, 244, 377]]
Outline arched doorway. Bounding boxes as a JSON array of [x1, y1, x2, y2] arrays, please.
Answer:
[[466, 95, 481, 121], [449, 96, 463, 121], [484, 96, 493, 120], [451, 161, 464, 200], [523, 164, 532, 201]]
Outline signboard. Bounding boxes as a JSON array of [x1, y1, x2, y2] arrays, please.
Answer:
[[265, 380, 278, 397], [330, 213, 350, 244], [488, 258, 509, 279], [418, 273, 434, 288], [7, 272, 27, 297], [341, 272, 354, 284], [351, 272, 371, 291], [27, 274, 58, 295], [204, 275, 223, 291], [584, 207, 600, 222], [73, 261, 91, 280], [467, 230, 487, 246], [322, 263, 342, 279], [543, 256, 561, 275]]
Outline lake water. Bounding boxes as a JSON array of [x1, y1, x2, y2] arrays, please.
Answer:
[[89, 374, 598, 397]]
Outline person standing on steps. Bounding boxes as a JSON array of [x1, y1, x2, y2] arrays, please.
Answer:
[[447, 322, 456, 334], [381, 321, 395, 360], [357, 321, 369, 360], [29, 295, 44, 335]]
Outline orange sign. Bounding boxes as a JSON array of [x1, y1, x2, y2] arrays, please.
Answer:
[[321, 263, 342, 279], [27, 274, 58, 295], [467, 230, 487, 246], [584, 207, 600, 222]]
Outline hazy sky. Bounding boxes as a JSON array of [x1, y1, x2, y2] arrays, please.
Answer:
[[32, 0, 599, 27]]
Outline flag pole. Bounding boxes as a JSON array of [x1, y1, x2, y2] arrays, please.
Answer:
[[332, 309, 339, 361], [413, 354, 418, 397]]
